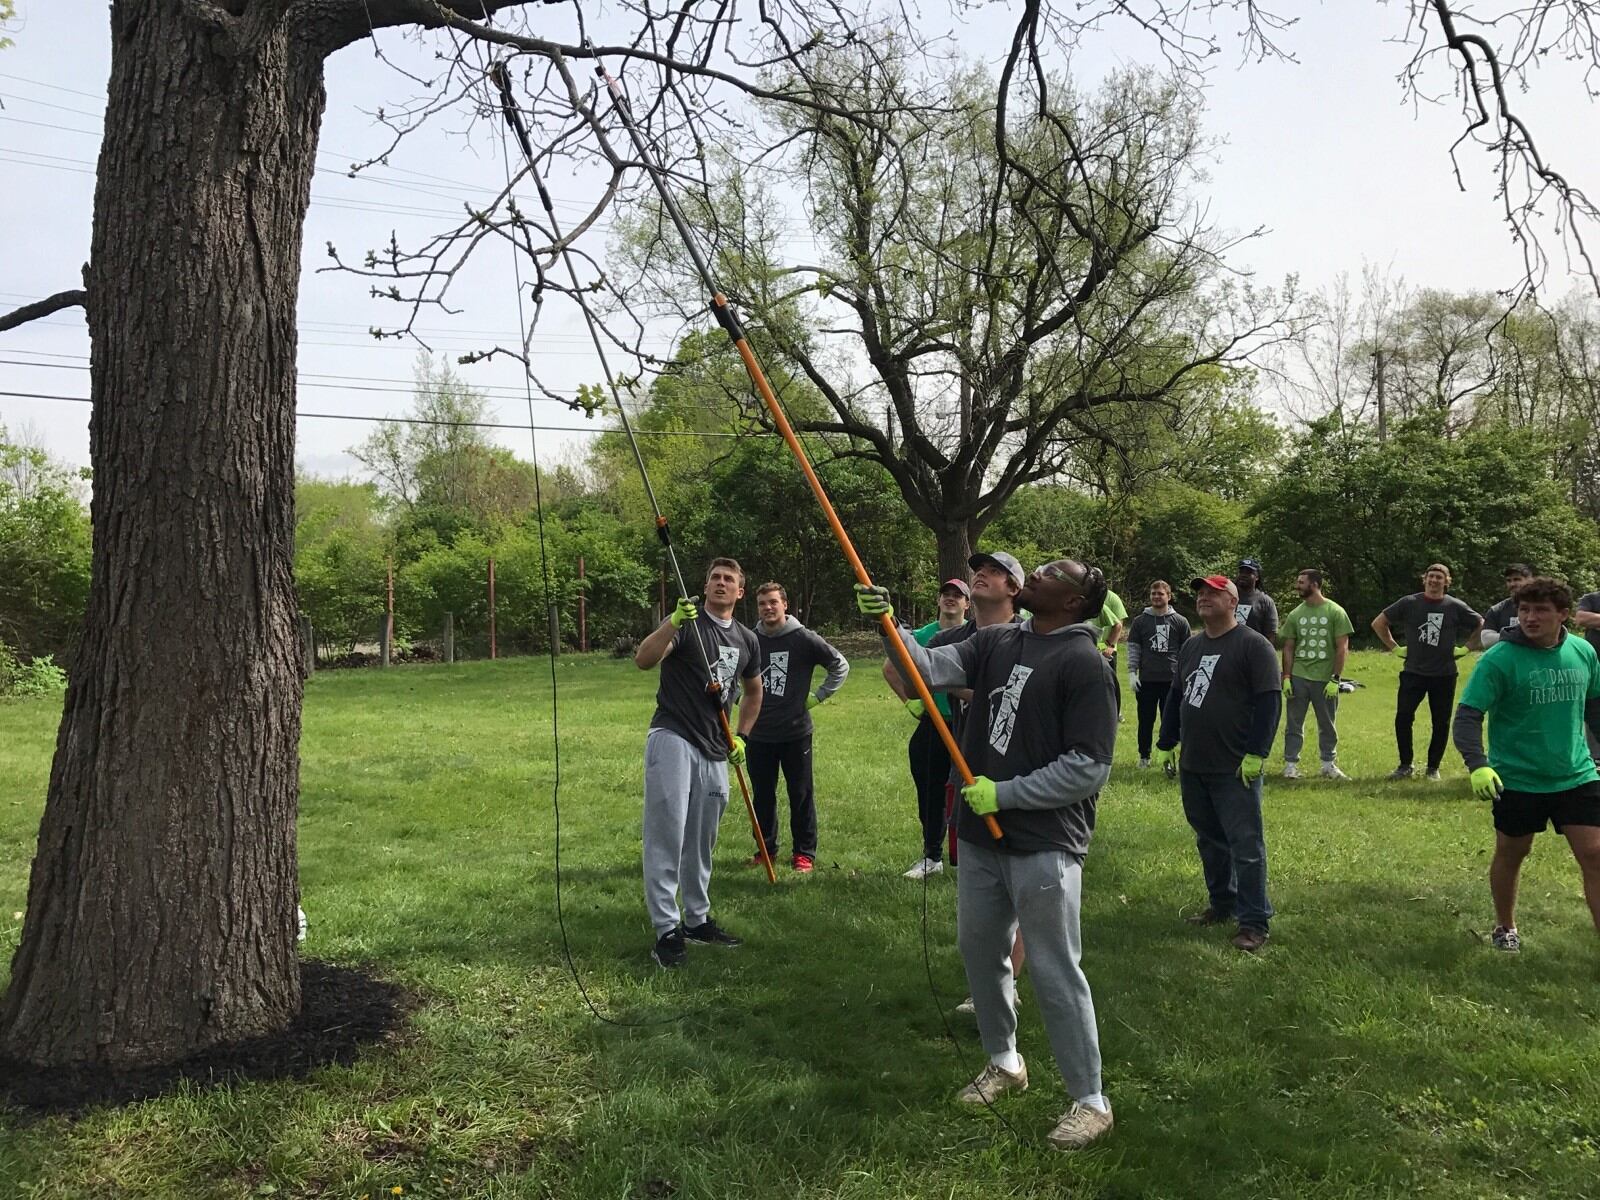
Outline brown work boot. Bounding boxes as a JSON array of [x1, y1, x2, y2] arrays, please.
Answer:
[[1047, 1101, 1114, 1151], [956, 1059, 1028, 1105], [1232, 925, 1270, 953], [1184, 907, 1230, 927]]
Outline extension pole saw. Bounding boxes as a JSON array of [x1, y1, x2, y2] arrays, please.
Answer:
[[593, 58, 1004, 843], [489, 61, 778, 882]]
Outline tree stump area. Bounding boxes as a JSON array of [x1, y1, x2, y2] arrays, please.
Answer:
[[0, 962, 415, 1118]]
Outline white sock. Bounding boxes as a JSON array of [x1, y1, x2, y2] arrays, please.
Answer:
[[1076, 1092, 1110, 1113], [990, 1050, 1023, 1074]]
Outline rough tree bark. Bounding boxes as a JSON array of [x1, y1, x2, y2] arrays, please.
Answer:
[[0, 4, 322, 1066]]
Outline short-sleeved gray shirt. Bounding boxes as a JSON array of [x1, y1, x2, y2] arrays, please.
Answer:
[[1381, 593, 1481, 677], [1171, 625, 1281, 775], [649, 614, 761, 759]]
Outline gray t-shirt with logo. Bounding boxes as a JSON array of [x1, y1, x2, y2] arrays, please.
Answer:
[[1127, 609, 1192, 683], [1234, 589, 1278, 638], [1578, 592, 1600, 653], [1381, 593, 1481, 677], [751, 622, 848, 743], [649, 614, 761, 760], [1168, 624, 1281, 775], [1483, 596, 1521, 637]]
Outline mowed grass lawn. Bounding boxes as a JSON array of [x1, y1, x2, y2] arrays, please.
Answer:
[[3, 648, 1600, 1199]]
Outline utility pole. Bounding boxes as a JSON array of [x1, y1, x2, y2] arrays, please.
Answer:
[[1374, 348, 1387, 444]]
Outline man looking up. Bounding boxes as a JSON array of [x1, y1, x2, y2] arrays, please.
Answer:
[[856, 558, 1120, 1151], [1154, 575, 1282, 952], [1126, 581, 1191, 768], [634, 558, 763, 969], [1475, 563, 1534, 649], [883, 578, 968, 879], [1372, 563, 1483, 781], [747, 582, 850, 874], [1234, 558, 1279, 641], [1453, 577, 1600, 953], [1279, 569, 1354, 781]]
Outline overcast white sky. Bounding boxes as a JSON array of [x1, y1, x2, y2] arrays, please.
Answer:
[[3, 1, 1598, 478]]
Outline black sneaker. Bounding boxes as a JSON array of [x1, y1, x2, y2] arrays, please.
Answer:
[[651, 926, 687, 969], [1387, 765, 1415, 781], [682, 918, 743, 948]]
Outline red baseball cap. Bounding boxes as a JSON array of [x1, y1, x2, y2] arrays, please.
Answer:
[[1191, 575, 1240, 601], [940, 578, 971, 597]]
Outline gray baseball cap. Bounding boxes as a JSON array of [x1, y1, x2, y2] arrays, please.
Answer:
[[968, 550, 1026, 590]]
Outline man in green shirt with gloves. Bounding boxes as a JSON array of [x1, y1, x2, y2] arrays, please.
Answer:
[[1453, 576, 1600, 953], [1279, 569, 1354, 781]]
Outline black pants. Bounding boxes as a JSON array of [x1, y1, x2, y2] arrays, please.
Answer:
[[908, 716, 952, 862], [1395, 671, 1457, 772], [748, 734, 817, 858], [1135, 680, 1171, 758]]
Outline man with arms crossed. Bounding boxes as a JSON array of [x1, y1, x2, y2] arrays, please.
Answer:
[[1279, 569, 1353, 781], [1126, 580, 1190, 768], [1372, 563, 1483, 781], [1475, 563, 1534, 649], [634, 558, 763, 968], [747, 582, 850, 874], [1453, 577, 1600, 953], [1154, 575, 1282, 952], [858, 558, 1119, 1151]]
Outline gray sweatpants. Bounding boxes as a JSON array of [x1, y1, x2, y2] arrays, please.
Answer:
[[957, 839, 1103, 1099], [643, 728, 729, 937], [1283, 675, 1340, 764]]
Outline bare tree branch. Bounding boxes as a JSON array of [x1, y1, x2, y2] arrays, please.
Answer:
[[0, 289, 88, 335]]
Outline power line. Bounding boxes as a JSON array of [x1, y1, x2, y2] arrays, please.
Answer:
[[0, 390, 765, 438]]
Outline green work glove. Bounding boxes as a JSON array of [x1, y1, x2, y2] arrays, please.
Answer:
[[727, 735, 747, 766], [1153, 745, 1179, 777], [903, 698, 926, 720], [806, 693, 823, 710], [669, 596, 699, 628], [1391, 644, 1407, 660], [1238, 753, 1266, 784], [1454, 644, 1470, 659], [1282, 677, 1294, 699], [961, 775, 999, 817], [1323, 679, 1340, 700], [1470, 765, 1504, 801], [854, 583, 893, 618]]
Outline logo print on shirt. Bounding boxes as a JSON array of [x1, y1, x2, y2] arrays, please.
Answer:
[[1151, 624, 1171, 653], [987, 664, 1035, 755], [1418, 613, 1443, 647], [763, 650, 790, 698], [1184, 654, 1221, 708], [712, 645, 741, 699], [1236, 604, 1253, 623]]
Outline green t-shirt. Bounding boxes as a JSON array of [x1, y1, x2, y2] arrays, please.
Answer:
[[1087, 590, 1128, 648], [1458, 633, 1600, 793], [1282, 599, 1354, 682], [912, 621, 955, 717]]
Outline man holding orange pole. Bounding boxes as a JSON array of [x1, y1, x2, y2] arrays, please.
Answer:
[[856, 559, 1119, 1151]]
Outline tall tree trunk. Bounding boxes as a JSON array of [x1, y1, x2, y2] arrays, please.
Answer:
[[0, 6, 324, 1067], [935, 524, 976, 585]]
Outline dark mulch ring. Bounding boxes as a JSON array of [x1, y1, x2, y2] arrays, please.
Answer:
[[0, 960, 417, 1118]]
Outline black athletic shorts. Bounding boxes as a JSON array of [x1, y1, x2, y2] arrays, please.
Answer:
[[1493, 780, 1600, 837]]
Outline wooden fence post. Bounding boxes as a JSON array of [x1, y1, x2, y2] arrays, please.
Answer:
[[299, 615, 315, 678], [578, 555, 588, 653], [379, 612, 391, 669], [443, 612, 455, 664], [488, 556, 498, 660]]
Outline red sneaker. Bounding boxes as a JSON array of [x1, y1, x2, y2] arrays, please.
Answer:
[[791, 853, 815, 873]]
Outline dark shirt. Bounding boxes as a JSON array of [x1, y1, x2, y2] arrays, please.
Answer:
[[750, 622, 847, 743], [1382, 593, 1482, 677], [1127, 609, 1192, 683], [1235, 589, 1278, 639], [938, 623, 1118, 857], [1483, 596, 1521, 637], [649, 614, 761, 760], [1162, 624, 1281, 774], [1579, 592, 1600, 653]]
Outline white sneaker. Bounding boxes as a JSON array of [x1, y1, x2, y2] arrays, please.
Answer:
[[1048, 1100, 1114, 1150], [955, 996, 975, 1014], [956, 1058, 1028, 1104], [1320, 762, 1350, 781], [903, 857, 943, 880], [1282, 762, 1300, 779], [1137, 756, 1151, 769]]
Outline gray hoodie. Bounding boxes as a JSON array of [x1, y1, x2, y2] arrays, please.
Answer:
[[750, 616, 850, 743]]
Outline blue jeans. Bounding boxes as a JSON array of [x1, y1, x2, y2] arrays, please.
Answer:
[[1178, 770, 1273, 931]]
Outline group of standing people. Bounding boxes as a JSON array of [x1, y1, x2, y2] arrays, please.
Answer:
[[626, 548, 1600, 1153]]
